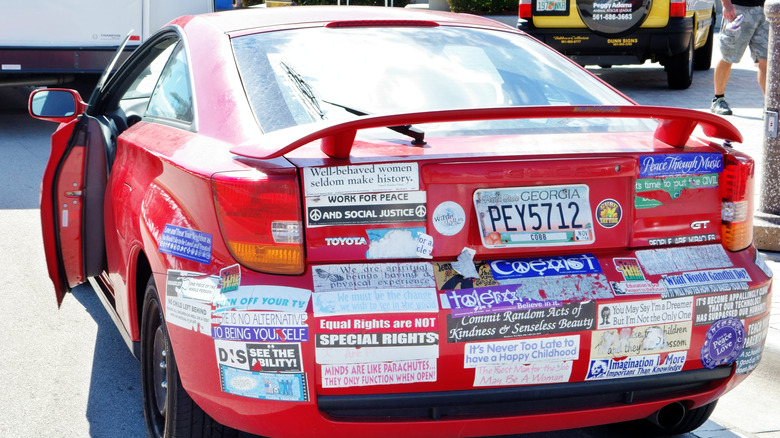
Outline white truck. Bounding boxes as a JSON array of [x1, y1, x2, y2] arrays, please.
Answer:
[[0, 0, 215, 87]]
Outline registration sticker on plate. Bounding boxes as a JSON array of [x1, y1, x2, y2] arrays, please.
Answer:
[[474, 184, 594, 248]]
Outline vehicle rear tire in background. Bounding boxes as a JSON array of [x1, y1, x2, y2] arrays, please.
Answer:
[[643, 401, 718, 436], [693, 10, 716, 71], [577, 0, 652, 36], [141, 276, 239, 438], [666, 32, 694, 89]]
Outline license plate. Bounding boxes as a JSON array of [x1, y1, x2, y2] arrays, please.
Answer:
[[473, 184, 594, 248]]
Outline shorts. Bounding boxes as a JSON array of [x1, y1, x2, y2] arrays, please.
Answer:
[[719, 4, 769, 64]]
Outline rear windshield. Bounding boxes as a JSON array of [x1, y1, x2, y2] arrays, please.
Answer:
[[232, 25, 649, 137]]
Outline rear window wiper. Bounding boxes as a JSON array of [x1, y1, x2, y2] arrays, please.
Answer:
[[280, 61, 425, 146], [281, 61, 324, 119]]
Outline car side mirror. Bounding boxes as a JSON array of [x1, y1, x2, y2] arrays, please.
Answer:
[[29, 88, 86, 122]]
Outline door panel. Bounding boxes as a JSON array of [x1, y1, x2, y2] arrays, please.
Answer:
[[42, 116, 112, 305], [40, 119, 80, 305], [56, 141, 86, 287]]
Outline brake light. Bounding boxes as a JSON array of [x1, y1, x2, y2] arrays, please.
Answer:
[[212, 169, 304, 275], [721, 153, 754, 251], [670, 0, 686, 17], [326, 20, 439, 28], [519, 0, 532, 19]]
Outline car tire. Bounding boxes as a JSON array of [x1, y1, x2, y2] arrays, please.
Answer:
[[645, 401, 718, 435], [140, 276, 239, 438], [666, 31, 694, 89], [576, 0, 652, 36], [693, 10, 716, 71]]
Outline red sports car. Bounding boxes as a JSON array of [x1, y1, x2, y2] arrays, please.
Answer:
[[30, 6, 771, 438]]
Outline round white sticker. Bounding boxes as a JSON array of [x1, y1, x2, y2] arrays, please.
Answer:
[[432, 201, 466, 236]]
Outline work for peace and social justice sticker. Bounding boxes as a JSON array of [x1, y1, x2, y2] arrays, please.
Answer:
[[700, 316, 745, 369]]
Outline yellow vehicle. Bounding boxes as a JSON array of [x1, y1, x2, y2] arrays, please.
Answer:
[[518, 0, 717, 89]]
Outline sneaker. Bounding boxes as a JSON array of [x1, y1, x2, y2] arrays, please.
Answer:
[[711, 97, 733, 115]]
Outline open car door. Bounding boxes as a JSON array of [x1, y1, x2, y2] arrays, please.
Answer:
[[31, 33, 133, 305]]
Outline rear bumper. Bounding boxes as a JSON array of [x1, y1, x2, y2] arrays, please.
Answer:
[[518, 17, 693, 65], [192, 366, 738, 437], [163, 242, 771, 437], [318, 366, 731, 419]]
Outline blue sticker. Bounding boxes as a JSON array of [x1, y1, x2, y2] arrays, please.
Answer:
[[736, 345, 764, 375], [212, 325, 309, 343], [220, 366, 308, 401], [489, 254, 602, 281], [639, 153, 723, 178], [701, 317, 745, 369], [159, 224, 212, 264], [445, 286, 561, 317]]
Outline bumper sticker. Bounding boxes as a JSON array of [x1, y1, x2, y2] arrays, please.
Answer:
[[585, 351, 687, 380], [321, 359, 436, 388], [220, 366, 308, 402], [701, 317, 746, 369], [159, 224, 212, 264]]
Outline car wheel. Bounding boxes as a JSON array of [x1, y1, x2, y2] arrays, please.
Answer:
[[666, 32, 694, 89], [693, 10, 716, 71], [644, 401, 718, 435], [140, 276, 238, 438]]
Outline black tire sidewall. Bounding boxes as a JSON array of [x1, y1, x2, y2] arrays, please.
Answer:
[[141, 276, 175, 438], [667, 31, 694, 89], [694, 10, 716, 70]]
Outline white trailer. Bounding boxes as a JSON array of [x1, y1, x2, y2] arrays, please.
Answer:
[[0, 0, 214, 86]]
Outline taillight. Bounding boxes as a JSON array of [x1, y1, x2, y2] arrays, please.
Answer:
[[721, 153, 754, 251], [519, 0, 532, 19], [212, 169, 304, 275], [670, 0, 686, 17]]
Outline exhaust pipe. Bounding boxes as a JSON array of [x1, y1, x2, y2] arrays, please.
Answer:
[[646, 401, 687, 429]]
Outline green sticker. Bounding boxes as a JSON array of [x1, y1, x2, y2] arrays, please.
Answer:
[[634, 174, 718, 209]]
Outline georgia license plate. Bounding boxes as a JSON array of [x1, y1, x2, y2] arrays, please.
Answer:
[[473, 184, 594, 248]]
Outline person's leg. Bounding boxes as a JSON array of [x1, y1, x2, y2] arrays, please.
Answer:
[[712, 60, 734, 114], [714, 59, 733, 95], [757, 58, 767, 95]]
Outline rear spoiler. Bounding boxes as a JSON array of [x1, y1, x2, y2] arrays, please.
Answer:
[[230, 105, 743, 160]]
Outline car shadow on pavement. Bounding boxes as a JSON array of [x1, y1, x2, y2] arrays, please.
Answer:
[[70, 283, 146, 437]]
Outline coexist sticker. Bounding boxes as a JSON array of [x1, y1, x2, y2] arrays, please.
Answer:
[[489, 253, 602, 281], [701, 317, 745, 369], [432, 201, 466, 236]]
